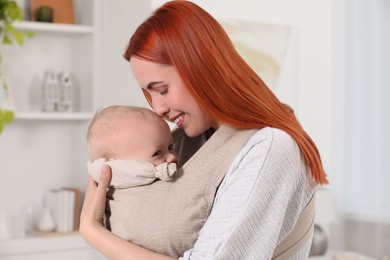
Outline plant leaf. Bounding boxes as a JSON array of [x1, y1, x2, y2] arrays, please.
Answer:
[[26, 31, 34, 38], [11, 30, 23, 45], [3, 110, 14, 123], [3, 35, 12, 44], [6, 2, 23, 21], [0, 1, 34, 49]]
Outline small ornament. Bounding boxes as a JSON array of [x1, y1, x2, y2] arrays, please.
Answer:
[[0, 212, 12, 239], [42, 69, 60, 112], [58, 71, 74, 112], [36, 6, 54, 23], [36, 207, 56, 232]]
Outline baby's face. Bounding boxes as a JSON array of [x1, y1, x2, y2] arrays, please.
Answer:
[[113, 118, 179, 167]]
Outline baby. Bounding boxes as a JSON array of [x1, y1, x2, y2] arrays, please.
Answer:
[[87, 105, 178, 187], [86, 105, 219, 258], [86, 105, 179, 240]]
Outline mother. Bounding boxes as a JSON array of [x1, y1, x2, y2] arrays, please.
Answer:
[[80, 1, 328, 259]]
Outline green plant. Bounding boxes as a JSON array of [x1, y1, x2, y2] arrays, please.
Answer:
[[0, 0, 33, 46], [0, 99, 14, 134], [0, 0, 34, 133]]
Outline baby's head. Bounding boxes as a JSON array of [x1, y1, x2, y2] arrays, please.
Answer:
[[87, 105, 178, 166]]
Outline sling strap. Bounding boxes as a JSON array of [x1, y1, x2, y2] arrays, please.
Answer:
[[272, 193, 316, 259]]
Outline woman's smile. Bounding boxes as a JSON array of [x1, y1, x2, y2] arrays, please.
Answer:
[[130, 57, 216, 137], [170, 113, 185, 127]]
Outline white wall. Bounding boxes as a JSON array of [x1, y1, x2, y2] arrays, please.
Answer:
[[152, 0, 333, 174], [100, 0, 151, 109]]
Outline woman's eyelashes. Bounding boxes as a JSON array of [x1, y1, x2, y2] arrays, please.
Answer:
[[159, 88, 168, 96], [153, 83, 168, 96], [168, 144, 174, 151]]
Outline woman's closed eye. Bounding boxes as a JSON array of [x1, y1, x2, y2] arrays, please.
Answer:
[[154, 83, 168, 96], [159, 88, 168, 96]]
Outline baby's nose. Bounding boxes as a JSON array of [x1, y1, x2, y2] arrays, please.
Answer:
[[166, 152, 178, 165]]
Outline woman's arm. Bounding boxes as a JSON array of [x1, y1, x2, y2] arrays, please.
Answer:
[[80, 165, 175, 260]]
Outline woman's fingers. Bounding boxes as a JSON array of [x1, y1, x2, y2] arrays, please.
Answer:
[[84, 176, 97, 204], [91, 165, 111, 222], [81, 166, 112, 227], [95, 164, 112, 201]]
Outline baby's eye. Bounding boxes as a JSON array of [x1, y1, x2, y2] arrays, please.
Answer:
[[153, 150, 162, 157], [168, 144, 175, 151]]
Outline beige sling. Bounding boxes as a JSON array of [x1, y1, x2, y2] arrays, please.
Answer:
[[105, 125, 315, 258], [271, 193, 316, 259], [105, 126, 257, 258]]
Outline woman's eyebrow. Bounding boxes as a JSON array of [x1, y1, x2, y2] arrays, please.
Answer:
[[147, 81, 163, 90]]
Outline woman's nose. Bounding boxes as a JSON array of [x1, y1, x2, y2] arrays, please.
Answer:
[[152, 98, 169, 118]]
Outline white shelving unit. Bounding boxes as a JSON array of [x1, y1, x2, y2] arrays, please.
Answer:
[[1, 0, 101, 120], [0, 1, 153, 258], [0, 233, 104, 260], [14, 21, 93, 34], [14, 111, 92, 120], [0, 0, 102, 258]]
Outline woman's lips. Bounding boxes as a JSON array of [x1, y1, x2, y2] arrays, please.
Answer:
[[170, 114, 185, 127]]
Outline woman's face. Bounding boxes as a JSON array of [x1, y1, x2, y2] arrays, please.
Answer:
[[130, 57, 218, 137]]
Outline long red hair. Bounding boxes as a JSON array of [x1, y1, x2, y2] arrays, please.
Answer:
[[124, 1, 328, 185]]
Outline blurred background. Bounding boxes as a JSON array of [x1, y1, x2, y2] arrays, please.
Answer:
[[0, 0, 388, 259]]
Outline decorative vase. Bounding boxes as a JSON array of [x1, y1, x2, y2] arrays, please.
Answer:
[[36, 207, 56, 232], [0, 212, 13, 239], [58, 71, 74, 112], [309, 224, 328, 256], [36, 6, 53, 23], [42, 69, 60, 112]]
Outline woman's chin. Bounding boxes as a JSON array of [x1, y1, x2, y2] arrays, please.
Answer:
[[184, 128, 204, 138]]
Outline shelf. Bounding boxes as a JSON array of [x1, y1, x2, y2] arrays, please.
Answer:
[[0, 232, 87, 255], [15, 112, 93, 121], [14, 21, 93, 35]]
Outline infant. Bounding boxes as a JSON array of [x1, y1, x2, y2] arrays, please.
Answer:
[[87, 105, 178, 188]]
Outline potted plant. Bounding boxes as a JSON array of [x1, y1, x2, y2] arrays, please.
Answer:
[[0, 0, 33, 133]]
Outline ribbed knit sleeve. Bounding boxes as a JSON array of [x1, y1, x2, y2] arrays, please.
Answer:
[[180, 127, 316, 260]]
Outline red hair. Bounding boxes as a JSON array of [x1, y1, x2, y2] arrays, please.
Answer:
[[124, 1, 328, 185]]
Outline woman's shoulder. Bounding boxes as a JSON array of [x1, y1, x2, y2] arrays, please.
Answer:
[[245, 127, 299, 154], [232, 127, 305, 177]]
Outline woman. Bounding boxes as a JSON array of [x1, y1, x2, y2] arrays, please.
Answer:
[[80, 1, 328, 259]]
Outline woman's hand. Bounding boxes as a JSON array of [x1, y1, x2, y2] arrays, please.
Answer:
[[79, 165, 175, 260], [80, 165, 111, 242], [80, 165, 173, 260]]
